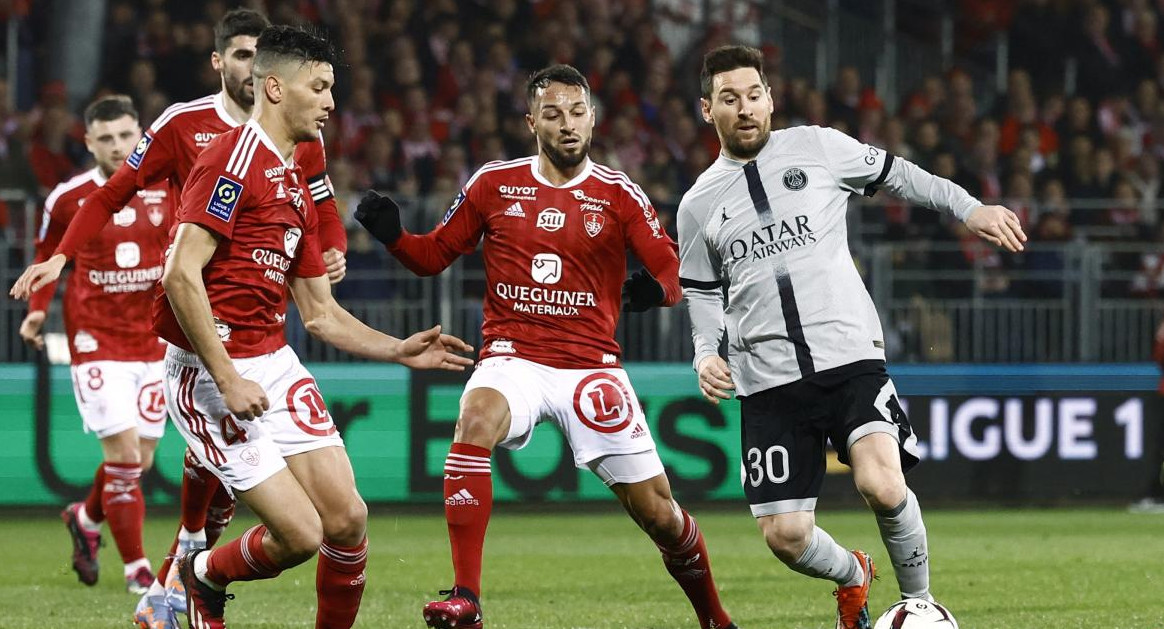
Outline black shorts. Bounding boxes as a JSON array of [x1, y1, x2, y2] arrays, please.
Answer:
[[738, 360, 919, 517]]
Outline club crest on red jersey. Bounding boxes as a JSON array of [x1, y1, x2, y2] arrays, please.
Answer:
[[584, 212, 604, 237], [147, 206, 164, 226], [207, 176, 243, 222]]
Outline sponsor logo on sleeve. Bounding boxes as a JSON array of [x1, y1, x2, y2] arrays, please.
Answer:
[[206, 176, 243, 222], [126, 134, 152, 170], [443, 190, 466, 224], [284, 227, 302, 258]]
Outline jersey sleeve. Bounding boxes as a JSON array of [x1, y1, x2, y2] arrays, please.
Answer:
[[815, 126, 895, 197], [29, 187, 77, 312], [388, 181, 486, 276], [300, 135, 347, 253], [620, 185, 681, 307], [677, 196, 723, 289], [177, 155, 250, 240]]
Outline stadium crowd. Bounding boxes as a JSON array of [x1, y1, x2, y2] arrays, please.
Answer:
[[5, 0, 1164, 299]]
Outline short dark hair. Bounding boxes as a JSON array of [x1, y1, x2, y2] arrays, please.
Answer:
[[214, 8, 269, 54], [701, 45, 766, 99], [83, 95, 138, 128], [253, 25, 339, 77], [526, 64, 590, 106]]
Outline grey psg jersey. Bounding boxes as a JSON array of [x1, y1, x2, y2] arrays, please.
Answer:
[[678, 126, 980, 395]]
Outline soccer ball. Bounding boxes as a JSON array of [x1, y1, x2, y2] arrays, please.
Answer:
[[873, 598, 959, 629]]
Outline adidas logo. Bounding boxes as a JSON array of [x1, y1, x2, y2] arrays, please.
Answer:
[[503, 202, 526, 217], [631, 423, 646, 439], [445, 488, 480, 506]]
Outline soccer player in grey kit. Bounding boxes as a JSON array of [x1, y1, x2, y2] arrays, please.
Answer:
[[678, 46, 1026, 629]]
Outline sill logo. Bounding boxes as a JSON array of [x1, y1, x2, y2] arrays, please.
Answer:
[[531, 253, 562, 284]]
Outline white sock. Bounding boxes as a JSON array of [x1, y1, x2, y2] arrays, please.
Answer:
[[178, 527, 207, 552], [77, 505, 101, 532], [786, 527, 863, 587], [193, 551, 224, 591], [875, 489, 930, 599], [124, 557, 151, 577]]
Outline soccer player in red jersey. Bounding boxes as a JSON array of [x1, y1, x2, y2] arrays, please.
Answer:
[[356, 65, 739, 629], [19, 95, 170, 596], [157, 26, 472, 629], [9, 11, 349, 628]]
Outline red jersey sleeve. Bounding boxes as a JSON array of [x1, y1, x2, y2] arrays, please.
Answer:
[[299, 136, 347, 253], [388, 185, 486, 276], [621, 188, 681, 306], [55, 126, 178, 259], [28, 188, 78, 312], [178, 157, 251, 240], [293, 208, 328, 279]]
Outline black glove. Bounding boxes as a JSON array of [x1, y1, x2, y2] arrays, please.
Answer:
[[354, 190, 403, 245], [622, 268, 665, 312]]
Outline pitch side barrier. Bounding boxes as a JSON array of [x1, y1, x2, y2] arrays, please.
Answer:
[[2, 362, 1160, 506]]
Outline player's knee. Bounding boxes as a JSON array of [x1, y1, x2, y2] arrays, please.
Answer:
[[323, 497, 368, 546], [759, 516, 813, 562], [634, 498, 682, 542], [855, 469, 907, 511], [275, 517, 324, 565], [455, 404, 506, 448]]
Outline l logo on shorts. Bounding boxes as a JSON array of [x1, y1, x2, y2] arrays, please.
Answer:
[[287, 378, 337, 437], [572, 373, 634, 433]]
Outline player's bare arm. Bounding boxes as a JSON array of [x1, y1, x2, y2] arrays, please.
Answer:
[[162, 222, 269, 419], [964, 205, 1027, 252], [288, 273, 474, 370], [9, 254, 66, 299]]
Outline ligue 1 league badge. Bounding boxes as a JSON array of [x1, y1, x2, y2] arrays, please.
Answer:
[[584, 212, 604, 237]]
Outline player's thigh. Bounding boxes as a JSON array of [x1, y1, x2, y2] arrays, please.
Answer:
[[551, 367, 656, 467], [829, 367, 920, 475], [163, 349, 285, 492], [285, 445, 366, 541], [740, 385, 827, 518], [71, 360, 142, 440], [461, 357, 547, 451]]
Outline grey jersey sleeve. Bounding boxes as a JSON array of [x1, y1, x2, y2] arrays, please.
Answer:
[[880, 156, 982, 222], [815, 126, 895, 196], [677, 197, 724, 371]]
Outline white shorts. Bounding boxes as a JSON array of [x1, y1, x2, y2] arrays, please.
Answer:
[[70, 360, 167, 440], [465, 357, 661, 471], [164, 344, 344, 492]]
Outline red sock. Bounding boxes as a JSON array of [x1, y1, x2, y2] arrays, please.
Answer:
[[102, 462, 146, 564], [315, 537, 368, 629], [205, 485, 236, 548], [656, 511, 732, 629], [82, 463, 106, 523], [443, 443, 493, 596], [205, 525, 281, 586], [181, 449, 220, 532]]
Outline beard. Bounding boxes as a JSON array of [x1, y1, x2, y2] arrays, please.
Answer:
[[722, 118, 772, 160], [224, 74, 254, 109], [541, 135, 591, 171]]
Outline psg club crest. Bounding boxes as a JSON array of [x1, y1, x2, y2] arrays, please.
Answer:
[[782, 167, 808, 191], [583, 212, 605, 238]]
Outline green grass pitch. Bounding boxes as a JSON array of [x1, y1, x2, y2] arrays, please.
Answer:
[[1, 507, 1161, 628]]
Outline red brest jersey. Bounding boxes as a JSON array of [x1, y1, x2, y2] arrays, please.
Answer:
[[55, 92, 345, 260], [390, 156, 680, 369], [152, 120, 328, 358], [30, 169, 172, 363]]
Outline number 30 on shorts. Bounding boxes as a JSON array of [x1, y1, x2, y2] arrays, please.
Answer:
[[745, 445, 790, 487]]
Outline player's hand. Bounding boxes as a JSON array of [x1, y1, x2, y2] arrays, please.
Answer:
[[965, 205, 1027, 252], [19, 311, 46, 351], [395, 324, 475, 371], [622, 268, 666, 312], [219, 377, 270, 420], [323, 247, 346, 284], [9, 254, 67, 300], [697, 355, 734, 405], [354, 190, 403, 245]]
